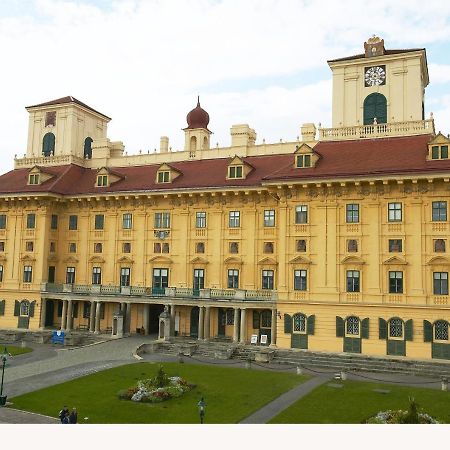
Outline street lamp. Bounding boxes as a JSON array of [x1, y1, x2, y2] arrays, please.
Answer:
[[0, 347, 9, 406], [197, 397, 206, 424]]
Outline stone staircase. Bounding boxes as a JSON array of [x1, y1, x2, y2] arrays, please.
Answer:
[[147, 338, 450, 378]]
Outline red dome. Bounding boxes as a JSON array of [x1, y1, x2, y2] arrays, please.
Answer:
[[186, 97, 210, 129]]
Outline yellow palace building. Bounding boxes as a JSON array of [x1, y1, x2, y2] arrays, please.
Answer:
[[0, 36, 449, 360]]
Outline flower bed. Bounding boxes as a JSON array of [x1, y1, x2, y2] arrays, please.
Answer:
[[118, 365, 195, 403]]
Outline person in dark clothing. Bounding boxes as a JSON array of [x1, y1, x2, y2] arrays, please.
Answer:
[[69, 408, 78, 424], [62, 412, 70, 424], [58, 405, 69, 423]]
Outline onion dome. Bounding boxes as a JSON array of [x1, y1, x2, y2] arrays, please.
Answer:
[[186, 96, 210, 130]]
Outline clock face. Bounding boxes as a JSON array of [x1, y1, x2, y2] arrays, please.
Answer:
[[364, 65, 386, 87]]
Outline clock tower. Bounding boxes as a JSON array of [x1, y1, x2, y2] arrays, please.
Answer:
[[327, 36, 429, 128]]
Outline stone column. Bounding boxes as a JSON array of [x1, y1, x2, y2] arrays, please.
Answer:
[[40, 299, 47, 328], [233, 308, 240, 343], [89, 301, 96, 332], [239, 308, 247, 344], [270, 309, 277, 347], [204, 306, 211, 340], [125, 303, 131, 334], [61, 300, 68, 330], [170, 304, 176, 337], [198, 307, 204, 340], [94, 302, 101, 334], [143, 304, 150, 335], [66, 300, 73, 331]]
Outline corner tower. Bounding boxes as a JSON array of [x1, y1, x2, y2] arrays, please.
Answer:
[[327, 36, 429, 127], [183, 97, 212, 152]]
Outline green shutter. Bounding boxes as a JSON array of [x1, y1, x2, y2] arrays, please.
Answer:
[[423, 320, 433, 343], [284, 314, 292, 333], [29, 301, 35, 317], [14, 300, 20, 316], [307, 315, 315, 335], [0, 300, 5, 315], [361, 318, 369, 339], [336, 316, 344, 337], [405, 319, 413, 341], [379, 318, 387, 339], [291, 333, 308, 349]]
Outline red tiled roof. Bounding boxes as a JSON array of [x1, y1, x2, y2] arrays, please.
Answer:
[[26, 96, 111, 120], [328, 48, 425, 63], [0, 135, 448, 196]]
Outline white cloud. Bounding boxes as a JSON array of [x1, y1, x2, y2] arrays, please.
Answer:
[[429, 64, 450, 84], [1, 0, 450, 170]]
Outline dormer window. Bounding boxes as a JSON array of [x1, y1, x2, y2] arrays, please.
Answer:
[[28, 174, 40, 185], [428, 133, 450, 161], [157, 171, 170, 183], [431, 145, 448, 160], [228, 165, 243, 179], [296, 154, 311, 168], [97, 175, 108, 187]]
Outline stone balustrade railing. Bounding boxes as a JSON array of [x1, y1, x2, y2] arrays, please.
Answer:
[[41, 283, 277, 302], [319, 119, 435, 141], [14, 154, 86, 168]]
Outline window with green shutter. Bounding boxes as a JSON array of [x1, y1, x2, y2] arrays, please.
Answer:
[[284, 314, 292, 333], [0, 299, 5, 315], [14, 300, 20, 316], [361, 318, 369, 339], [336, 316, 344, 337], [405, 319, 413, 341], [307, 315, 315, 335], [379, 318, 387, 339], [423, 320, 433, 342]]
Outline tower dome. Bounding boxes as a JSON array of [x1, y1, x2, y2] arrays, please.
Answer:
[[186, 97, 210, 130]]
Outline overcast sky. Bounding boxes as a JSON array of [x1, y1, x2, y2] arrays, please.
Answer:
[[0, 0, 449, 171]]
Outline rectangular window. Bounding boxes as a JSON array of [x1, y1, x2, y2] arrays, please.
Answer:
[[27, 213, 36, 229], [262, 270, 274, 290], [196, 242, 205, 253], [294, 270, 307, 291], [389, 239, 403, 252], [0, 265, 3, 282], [66, 267, 76, 284], [229, 242, 239, 254], [162, 243, 170, 253], [157, 171, 170, 183], [69, 243, 77, 253], [346, 270, 360, 292], [154, 212, 170, 229], [92, 267, 102, 285], [229, 211, 240, 228], [23, 266, 33, 283], [263, 242, 274, 253], [122, 213, 133, 229], [196, 212, 207, 228], [69, 215, 78, 230], [442, 145, 449, 159], [26, 241, 34, 252], [95, 214, 104, 230], [120, 267, 131, 287], [296, 154, 311, 168], [296, 239, 307, 252], [433, 272, 448, 295], [389, 271, 403, 294], [0, 242, 4, 252], [0, 215, 7, 229], [431, 146, 439, 159], [295, 205, 308, 224], [388, 203, 402, 222], [264, 210, 275, 227], [193, 269, 205, 291], [123, 242, 131, 253], [227, 269, 239, 289], [229, 166, 243, 179], [153, 268, 169, 289], [97, 175, 108, 187], [432, 201, 447, 222], [346, 204, 359, 223], [28, 174, 40, 185], [51, 214, 58, 230]]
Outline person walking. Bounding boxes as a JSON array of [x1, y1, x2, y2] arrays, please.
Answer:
[[58, 405, 69, 424], [62, 412, 70, 424], [69, 407, 78, 424]]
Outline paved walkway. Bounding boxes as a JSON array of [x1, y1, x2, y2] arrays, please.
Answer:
[[0, 408, 59, 424]]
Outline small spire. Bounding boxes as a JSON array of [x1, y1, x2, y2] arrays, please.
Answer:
[[197, 95, 200, 107]]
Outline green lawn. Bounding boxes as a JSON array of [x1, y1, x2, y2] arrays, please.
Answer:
[[11, 362, 306, 424], [270, 379, 450, 424], [2, 346, 33, 356]]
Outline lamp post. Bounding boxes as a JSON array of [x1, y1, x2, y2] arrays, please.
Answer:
[[0, 347, 8, 406], [197, 397, 206, 424]]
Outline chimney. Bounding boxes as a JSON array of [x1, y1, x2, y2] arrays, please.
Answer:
[[160, 136, 169, 153]]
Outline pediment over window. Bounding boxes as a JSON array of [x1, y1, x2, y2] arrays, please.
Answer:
[[190, 256, 209, 265], [63, 255, 79, 263], [47, 255, 59, 263], [289, 255, 312, 265], [257, 257, 278, 265], [427, 256, 450, 266], [20, 254, 36, 262], [0, 255, 7, 262], [294, 143, 319, 169], [383, 256, 408, 265], [427, 132, 450, 161], [155, 163, 182, 184], [226, 155, 254, 180], [224, 256, 243, 265], [27, 165, 55, 186], [149, 256, 173, 264], [117, 256, 134, 264], [341, 255, 365, 265], [89, 256, 105, 263]]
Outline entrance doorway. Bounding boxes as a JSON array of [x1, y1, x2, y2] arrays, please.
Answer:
[[218, 308, 226, 337], [190, 307, 199, 337], [148, 304, 165, 334], [253, 309, 272, 345], [44, 299, 54, 327]]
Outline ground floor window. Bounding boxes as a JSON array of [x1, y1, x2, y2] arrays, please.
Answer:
[[346, 316, 360, 335], [389, 318, 403, 338], [226, 308, 234, 325], [20, 300, 30, 316], [293, 313, 306, 333], [435, 320, 449, 341]]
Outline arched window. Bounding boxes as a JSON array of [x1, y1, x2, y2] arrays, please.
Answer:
[[190, 136, 197, 152], [84, 137, 93, 159], [293, 313, 306, 333], [20, 300, 30, 316], [261, 310, 272, 328], [363, 93, 387, 125], [346, 316, 359, 335], [434, 320, 449, 341], [42, 133, 55, 156], [389, 318, 403, 338], [202, 136, 208, 149]]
